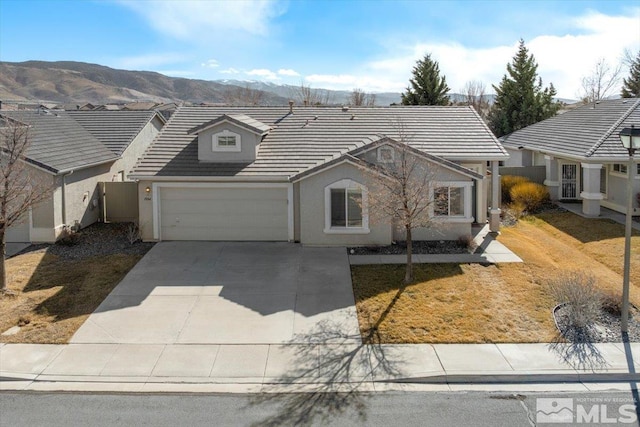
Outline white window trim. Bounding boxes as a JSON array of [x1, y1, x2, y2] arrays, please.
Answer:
[[212, 129, 241, 152], [376, 146, 395, 163], [324, 179, 370, 234], [430, 181, 474, 223], [610, 162, 631, 178]]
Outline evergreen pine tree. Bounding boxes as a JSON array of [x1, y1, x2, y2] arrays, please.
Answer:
[[621, 51, 640, 98], [401, 54, 450, 106], [488, 40, 560, 137]]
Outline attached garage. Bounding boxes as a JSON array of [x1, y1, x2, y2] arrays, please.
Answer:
[[155, 184, 291, 241]]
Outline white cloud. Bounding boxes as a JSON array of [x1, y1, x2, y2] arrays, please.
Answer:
[[306, 9, 640, 99], [116, 52, 190, 69], [201, 59, 219, 68], [220, 68, 241, 74], [117, 0, 285, 41], [246, 68, 279, 80], [278, 68, 300, 77]]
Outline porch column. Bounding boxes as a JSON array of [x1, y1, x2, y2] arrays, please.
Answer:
[[489, 160, 501, 233], [543, 155, 560, 200], [580, 163, 603, 217]]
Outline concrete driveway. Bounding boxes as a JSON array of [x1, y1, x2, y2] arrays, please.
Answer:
[[71, 242, 360, 345]]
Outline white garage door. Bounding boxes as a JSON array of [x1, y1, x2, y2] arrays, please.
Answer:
[[159, 186, 289, 241]]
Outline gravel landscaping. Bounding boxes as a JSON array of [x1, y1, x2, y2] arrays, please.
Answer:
[[348, 239, 473, 255], [553, 303, 640, 343], [17, 222, 155, 260]]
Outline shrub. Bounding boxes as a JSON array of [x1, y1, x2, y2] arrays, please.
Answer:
[[501, 175, 530, 204], [510, 182, 549, 212], [126, 222, 141, 245], [457, 234, 477, 252], [548, 272, 602, 330], [56, 226, 80, 246], [600, 290, 624, 318]]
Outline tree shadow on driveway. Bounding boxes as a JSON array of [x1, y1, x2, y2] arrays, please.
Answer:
[[247, 284, 413, 426]]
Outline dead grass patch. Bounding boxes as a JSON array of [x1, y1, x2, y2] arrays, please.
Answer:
[[0, 251, 142, 343], [352, 211, 640, 343]]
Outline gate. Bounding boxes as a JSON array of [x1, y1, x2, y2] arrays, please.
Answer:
[[102, 182, 138, 222]]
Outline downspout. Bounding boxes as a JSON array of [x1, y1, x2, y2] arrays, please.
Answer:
[[61, 170, 74, 227]]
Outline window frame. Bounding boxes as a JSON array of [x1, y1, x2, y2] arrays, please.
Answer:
[[430, 181, 474, 223], [324, 179, 369, 234], [212, 129, 242, 152]]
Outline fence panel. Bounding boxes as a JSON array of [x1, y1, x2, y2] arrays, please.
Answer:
[[102, 182, 138, 223], [499, 166, 546, 184]]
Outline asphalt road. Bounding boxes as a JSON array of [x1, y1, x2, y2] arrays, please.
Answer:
[[0, 390, 638, 426]]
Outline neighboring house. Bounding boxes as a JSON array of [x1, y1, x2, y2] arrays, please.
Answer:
[[501, 98, 640, 217], [2, 109, 165, 243], [130, 105, 508, 245]]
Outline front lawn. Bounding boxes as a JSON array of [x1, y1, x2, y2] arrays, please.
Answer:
[[352, 211, 640, 343], [0, 223, 153, 344]]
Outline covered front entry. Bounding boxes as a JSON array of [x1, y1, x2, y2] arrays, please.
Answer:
[[156, 184, 291, 241], [560, 163, 579, 199]]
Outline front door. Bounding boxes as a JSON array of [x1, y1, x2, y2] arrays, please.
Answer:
[[561, 163, 578, 199]]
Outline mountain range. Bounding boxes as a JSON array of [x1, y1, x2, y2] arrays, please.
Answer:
[[0, 60, 404, 106]]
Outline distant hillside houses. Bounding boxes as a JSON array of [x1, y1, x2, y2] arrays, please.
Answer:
[[0, 100, 180, 120]]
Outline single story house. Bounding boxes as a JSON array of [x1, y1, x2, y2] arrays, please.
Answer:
[[2, 109, 165, 243], [501, 98, 640, 217], [130, 105, 508, 245]]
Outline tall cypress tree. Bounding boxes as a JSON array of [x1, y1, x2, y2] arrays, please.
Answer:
[[488, 40, 560, 137], [621, 51, 640, 98], [401, 54, 450, 106]]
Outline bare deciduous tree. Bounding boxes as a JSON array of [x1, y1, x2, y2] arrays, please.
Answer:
[[461, 80, 489, 118], [221, 84, 265, 106], [290, 81, 333, 106], [348, 88, 377, 107], [0, 119, 52, 292], [360, 125, 443, 284], [579, 58, 622, 103]]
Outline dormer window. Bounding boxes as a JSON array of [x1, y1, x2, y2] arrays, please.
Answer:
[[213, 129, 241, 152]]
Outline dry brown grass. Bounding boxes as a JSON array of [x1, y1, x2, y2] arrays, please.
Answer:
[[352, 211, 640, 343], [0, 251, 142, 343]]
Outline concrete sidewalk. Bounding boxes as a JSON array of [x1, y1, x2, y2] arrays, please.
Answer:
[[1, 341, 638, 393], [349, 224, 523, 265]]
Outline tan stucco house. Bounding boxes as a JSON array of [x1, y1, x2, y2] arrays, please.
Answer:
[[501, 98, 640, 217], [131, 105, 508, 245], [2, 109, 165, 243]]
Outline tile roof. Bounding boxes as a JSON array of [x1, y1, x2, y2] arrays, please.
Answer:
[[188, 113, 271, 135], [67, 110, 163, 156], [1, 110, 117, 173], [501, 98, 640, 160], [132, 105, 507, 178]]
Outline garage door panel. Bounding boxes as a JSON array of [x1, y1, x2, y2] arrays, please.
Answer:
[[161, 199, 286, 216], [159, 186, 289, 241]]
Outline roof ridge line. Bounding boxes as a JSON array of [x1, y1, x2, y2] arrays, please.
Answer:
[[586, 98, 640, 157]]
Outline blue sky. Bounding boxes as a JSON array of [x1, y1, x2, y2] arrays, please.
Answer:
[[1, 0, 639, 99]]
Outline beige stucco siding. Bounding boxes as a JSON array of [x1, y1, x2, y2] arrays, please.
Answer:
[[62, 163, 112, 229], [138, 180, 155, 241], [298, 162, 393, 246], [197, 123, 261, 163]]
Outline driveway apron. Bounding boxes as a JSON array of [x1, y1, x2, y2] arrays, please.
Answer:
[[70, 242, 360, 345]]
